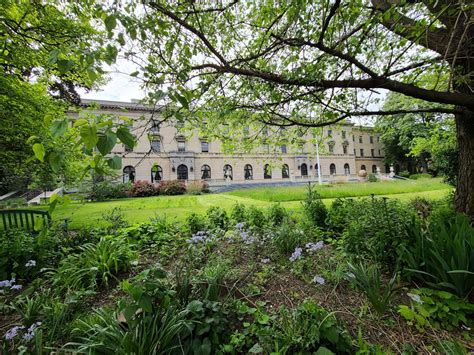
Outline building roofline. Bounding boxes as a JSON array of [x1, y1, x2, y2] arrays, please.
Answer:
[[79, 98, 156, 112]]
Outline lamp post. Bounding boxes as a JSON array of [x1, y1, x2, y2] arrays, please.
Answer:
[[315, 135, 322, 185]]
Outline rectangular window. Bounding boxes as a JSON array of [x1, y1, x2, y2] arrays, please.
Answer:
[[201, 140, 209, 152], [360, 149, 364, 157], [342, 131, 346, 139], [379, 149, 381, 155], [352, 135, 355, 142], [281, 144, 287, 154], [177, 140, 186, 152], [353, 149, 356, 155], [343, 145, 348, 154], [151, 139, 161, 152], [371, 149, 375, 157], [370, 136, 374, 144], [151, 121, 160, 133], [359, 136, 363, 143], [377, 136, 380, 142], [263, 143, 269, 153], [328, 144, 334, 154]]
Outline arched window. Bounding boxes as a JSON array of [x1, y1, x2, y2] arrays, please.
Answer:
[[244, 164, 253, 180], [314, 164, 319, 176], [264, 164, 272, 179], [372, 165, 377, 174], [223, 164, 233, 180], [123, 166, 135, 183], [301, 163, 308, 176], [201, 165, 211, 180], [344, 163, 350, 176], [361, 164, 366, 171], [151, 165, 163, 183], [177, 164, 188, 180], [282, 164, 289, 179], [330, 163, 336, 175], [385, 164, 390, 173]]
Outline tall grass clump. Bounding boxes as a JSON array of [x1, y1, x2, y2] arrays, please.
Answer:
[[302, 182, 327, 228], [404, 212, 474, 298]]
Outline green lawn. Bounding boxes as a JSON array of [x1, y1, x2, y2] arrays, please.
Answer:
[[49, 178, 451, 228], [227, 178, 450, 202]]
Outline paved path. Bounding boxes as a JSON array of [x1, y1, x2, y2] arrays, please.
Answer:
[[212, 181, 323, 193]]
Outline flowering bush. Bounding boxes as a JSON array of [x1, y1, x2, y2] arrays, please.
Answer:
[[187, 180, 210, 195], [157, 180, 186, 195], [127, 180, 157, 197], [87, 181, 131, 201]]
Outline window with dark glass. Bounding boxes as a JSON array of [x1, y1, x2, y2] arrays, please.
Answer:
[[360, 149, 364, 157], [344, 163, 350, 175], [264, 164, 272, 179], [301, 163, 308, 176], [177, 140, 186, 152], [328, 129, 332, 137], [201, 165, 211, 180], [282, 164, 289, 178], [314, 164, 319, 176], [330, 163, 336, 175], [151, 121, 160, 133], [343, 144, 348, 154], [370, 136, 374, 144], [372, 165, 377, 173], [223, 164, 233, 180], [201, 140, 209, 152], [151, 165, 163, 183], [328, 142, 334, 154], [177, 164, 188, 180], [151, 139, 161, 153], [244, 164, 253, 180], [361, 165, 366, 171], [371, 149, 375, 157], [342, 131, 346, 139], [123, 166, 135, 183], [281, 145, 287, 154], [359, 136, 363, 143]]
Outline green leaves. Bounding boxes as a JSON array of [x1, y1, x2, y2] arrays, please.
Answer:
[[105, 14, 117, 32], [50, 118, 68, 138], [80, 123, 98, 150], [97, 130, 117, 155], [32, 143, 45, 162], [107, 155, 122, 169], [117, 127, 135, 148], [48, 151, 64, 172]]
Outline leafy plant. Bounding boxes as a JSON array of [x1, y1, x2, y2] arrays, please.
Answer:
[[230, 203, 247, 223], [186, 213, 208, 235], [347, 261, 398, 315], [368, 173, 378, 182], [126, 180, 157, 197], [302, 182, 327, 228], [398, 288, 474, 331], [404, 212, 474, 297], [245, 206, 267, 230], [206, 206, 229, 230], [267, 203, 289, 226], [157, 180, 186, 195], [54, 237, 136, 291], [101, 207, 128, 234], [272, 223, 308, 255]]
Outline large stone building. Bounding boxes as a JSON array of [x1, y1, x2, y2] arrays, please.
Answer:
[[79, 99, 387, 185]]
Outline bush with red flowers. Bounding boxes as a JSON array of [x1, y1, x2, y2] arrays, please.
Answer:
[[157, 180, 186, 195], [127, 180, 157, 197]]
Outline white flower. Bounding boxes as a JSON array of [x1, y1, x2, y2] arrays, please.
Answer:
[[313, 275, 325, 285], [261, 258, 270, 264], [407, 293, 422, 304], [25, 260, 36, 268]]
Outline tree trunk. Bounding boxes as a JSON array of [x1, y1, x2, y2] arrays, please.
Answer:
[[454, 110, 474, 222]]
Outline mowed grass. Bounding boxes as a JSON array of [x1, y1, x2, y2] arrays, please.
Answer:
[[48, 178, 451, 228], [227, 178, 449, 202]]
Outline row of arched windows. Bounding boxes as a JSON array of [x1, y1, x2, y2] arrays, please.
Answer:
[[123, 162, 378, 182]]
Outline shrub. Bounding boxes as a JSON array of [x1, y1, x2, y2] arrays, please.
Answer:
[[342, 197, 417, 269], [127, 180, 157, 197], [245, 206, 266, 230], [186, 213, 207, 235], [409, 173, 432, 180], [398, 288, 474, 331], [404, 212, 474, 298], [54, 237, 136, 291], [409, 197, 434, 220], [326, 198, 356, 235], [157, 180, 186, 195], [347, 261, 398, 315], [272, 223, 308, 255], [230, 203, 247, 223], [267, 204, 289, 226], [301, 183, 327, 228], [101, 207, 129, 234], [206, 206, 229, 230], [398, 170, 410, 178], [87, 181, 131, 201], [367, 173, 378, 182], [186, 180, 210, 195]]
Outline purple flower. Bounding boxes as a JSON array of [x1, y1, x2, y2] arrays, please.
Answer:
[[261, 258, 270, 264], [289, 247, 303, 262], [25, 260, 36, 267], [11, 284, 23, 290], [235, 222, 245, 230], [23, 322, 41, 341], [313, 275, 325, 285], [4, 326, 24, 340], [306, 241, 324, 252], [0, 279, 15, 288], [187, 231, 209, 244]]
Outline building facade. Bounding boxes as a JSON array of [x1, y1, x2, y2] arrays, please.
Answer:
[[79, 99, 386, 186]]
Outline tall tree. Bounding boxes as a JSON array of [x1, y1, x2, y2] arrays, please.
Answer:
[[113, 0, 473, 219]]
